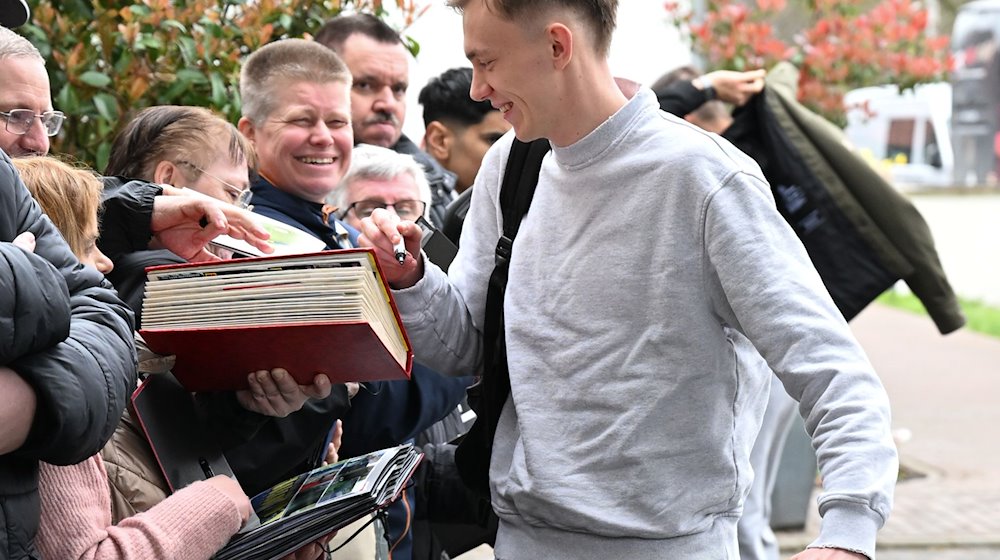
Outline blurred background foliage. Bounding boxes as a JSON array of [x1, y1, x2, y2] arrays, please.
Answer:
[[18, 0, 426, 171], [666, 0, 952, 126]]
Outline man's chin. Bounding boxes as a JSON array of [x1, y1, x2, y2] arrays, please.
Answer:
[[357, 129, 401, 149]]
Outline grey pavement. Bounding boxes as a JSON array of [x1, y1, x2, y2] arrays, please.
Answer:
[[456, 303, 1000, 559]]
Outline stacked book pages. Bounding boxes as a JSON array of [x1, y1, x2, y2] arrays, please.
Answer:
[[138, 248, 413, 392]]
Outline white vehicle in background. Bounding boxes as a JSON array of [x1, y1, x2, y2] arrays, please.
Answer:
[[843, 82, 954, 189]]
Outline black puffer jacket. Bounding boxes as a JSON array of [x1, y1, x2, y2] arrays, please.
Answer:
[[0, 151, 137, 559]]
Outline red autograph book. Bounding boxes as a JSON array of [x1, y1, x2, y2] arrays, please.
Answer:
[[138, 248, 413, 392]]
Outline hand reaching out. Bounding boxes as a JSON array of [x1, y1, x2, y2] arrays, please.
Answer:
[[204, 475, 251, 525], [357, 208, 424, 289], [701, 69, 766, 106], [149, 188, 272, 262]]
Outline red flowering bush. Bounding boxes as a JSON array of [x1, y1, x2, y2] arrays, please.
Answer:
[[665, 0, 951, 124]]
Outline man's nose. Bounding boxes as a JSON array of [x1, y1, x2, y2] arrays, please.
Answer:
[[469, 73, 492, 103], [15, 118, 51, 156], [372, 86, 400, 109]]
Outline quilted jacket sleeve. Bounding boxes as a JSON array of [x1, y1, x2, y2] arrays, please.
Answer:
[[0, 152, 137, 465]]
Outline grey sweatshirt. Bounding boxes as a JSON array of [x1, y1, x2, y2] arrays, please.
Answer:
[[394, 88, 897, 559]]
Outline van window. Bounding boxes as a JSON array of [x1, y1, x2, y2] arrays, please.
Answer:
[[924, 120, 942, 167], [887, 118, 916, 162]]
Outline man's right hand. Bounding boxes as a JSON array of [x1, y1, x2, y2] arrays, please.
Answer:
[[358, 208, 425, 289]]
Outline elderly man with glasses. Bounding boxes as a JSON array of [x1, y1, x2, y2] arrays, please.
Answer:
[[0, 25, 64, 157], [329, 144, 432, 230]]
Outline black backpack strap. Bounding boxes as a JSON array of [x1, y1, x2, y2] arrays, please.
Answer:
[[455, 138, 550, 498]]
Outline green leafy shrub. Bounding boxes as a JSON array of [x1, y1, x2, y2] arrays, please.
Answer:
[[19, 0, 425, 170]]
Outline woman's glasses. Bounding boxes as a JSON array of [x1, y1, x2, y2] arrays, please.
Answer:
[[176, 160, 252, 210]]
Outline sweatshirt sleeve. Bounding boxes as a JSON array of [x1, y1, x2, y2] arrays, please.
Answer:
[[390, 133, 517, 377], [37, 458, 243, 560], [702, 169, 897, 558]]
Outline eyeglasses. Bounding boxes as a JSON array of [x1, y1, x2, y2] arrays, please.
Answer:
[[176, 160, 253, 210], [342, 199, 427, 221], [0, 109, 65, 137]]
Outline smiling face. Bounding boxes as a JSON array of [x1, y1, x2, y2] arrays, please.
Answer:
[[239, 80, 353, 203], [463, 2, 555, 143], [339, 33, 410, 148]]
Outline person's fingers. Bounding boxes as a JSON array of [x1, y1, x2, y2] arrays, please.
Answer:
[[302, 373, 332, 399], [268, 368, 300, 397], [187, 248, 223, 262], [369, 207, 403, 244], [331, 419, 343, 452], [11, 231, 35, 253], [238, 371, 276, 416], [198, 200, 229, 233], [345, 382, 360, 399], [255, 369, 282, 398], [220, 206, 273, 252], [397, 219, 424, 256]]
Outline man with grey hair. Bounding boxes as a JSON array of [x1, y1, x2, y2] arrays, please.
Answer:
[[330, 144, 432, 229], [0, 23, 64, 156]]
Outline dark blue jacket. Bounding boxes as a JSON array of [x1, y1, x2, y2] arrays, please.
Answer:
[[249, 175, 359, 249]]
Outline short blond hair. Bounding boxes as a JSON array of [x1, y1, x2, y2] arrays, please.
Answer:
[[240, 39, 352, 125], [13, 156, 103, 260]]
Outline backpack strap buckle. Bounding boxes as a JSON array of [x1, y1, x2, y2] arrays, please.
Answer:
[[495, 236, 513, 266]]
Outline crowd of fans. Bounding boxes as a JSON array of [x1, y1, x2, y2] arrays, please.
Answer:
[[3, 1, 940, 560]]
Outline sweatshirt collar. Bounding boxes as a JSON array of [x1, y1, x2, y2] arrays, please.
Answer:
[[551, 83, 655, 171]]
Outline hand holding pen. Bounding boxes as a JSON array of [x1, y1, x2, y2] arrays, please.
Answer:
[[357, 207, 425, 289]]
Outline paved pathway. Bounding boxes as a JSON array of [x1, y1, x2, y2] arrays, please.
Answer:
[[777, 303, 1000, 555]]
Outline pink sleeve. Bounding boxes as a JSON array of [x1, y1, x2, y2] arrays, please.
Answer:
[[37, 456, 244, 560]]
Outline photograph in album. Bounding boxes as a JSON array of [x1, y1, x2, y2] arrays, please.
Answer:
[[213, 445, 424, 560]]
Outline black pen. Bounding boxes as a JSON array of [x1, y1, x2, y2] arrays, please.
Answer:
[[393, 237, 406, 265]]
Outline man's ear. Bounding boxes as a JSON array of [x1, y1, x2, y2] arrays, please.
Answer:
[[237, 116, 256, 143], [153, 160, 178, 185], [424, 121, 454, 162], [546, 22, 574, 70]]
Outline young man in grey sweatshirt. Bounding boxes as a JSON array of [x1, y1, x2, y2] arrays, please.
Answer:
[[358, 1, 898, 558]]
